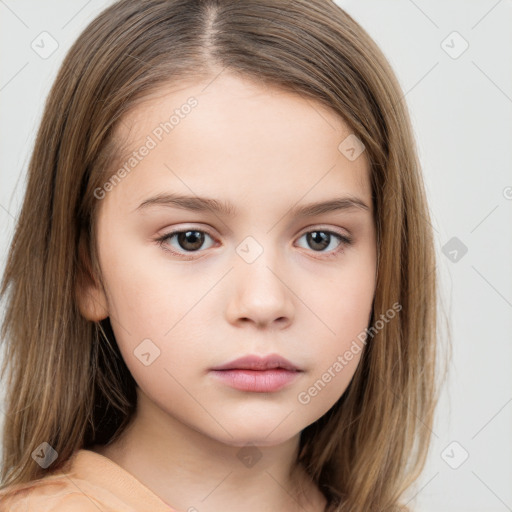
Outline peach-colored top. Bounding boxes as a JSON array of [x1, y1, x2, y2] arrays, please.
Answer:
[[0, 449, 179, 511]]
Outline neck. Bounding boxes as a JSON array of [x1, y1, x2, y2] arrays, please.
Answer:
[[93, 387, 326, 512]]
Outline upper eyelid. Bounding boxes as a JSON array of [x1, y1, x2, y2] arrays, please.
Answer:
[[160, 223, 350, 237]]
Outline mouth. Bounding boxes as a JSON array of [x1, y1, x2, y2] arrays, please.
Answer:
[[209, 353, 303, 392]]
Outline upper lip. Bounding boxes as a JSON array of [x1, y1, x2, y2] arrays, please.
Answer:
[[210, 353, 300, 371]]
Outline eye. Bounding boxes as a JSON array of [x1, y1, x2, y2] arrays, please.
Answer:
[[156, 229, 216, 256], [295, 229, 352, 257], [155, 227, 352, 260]]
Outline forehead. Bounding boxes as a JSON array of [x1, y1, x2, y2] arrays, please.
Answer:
[[105, 72, 372, 213]]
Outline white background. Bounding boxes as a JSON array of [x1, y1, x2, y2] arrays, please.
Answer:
[[1, 1, 511, 511]]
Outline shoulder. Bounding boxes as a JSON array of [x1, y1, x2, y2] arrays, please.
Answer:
[[0, 476, 104, 512], [0, 448, 174, 512]]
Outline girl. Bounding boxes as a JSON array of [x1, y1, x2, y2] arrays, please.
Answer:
[[0, 0, 440, 510]]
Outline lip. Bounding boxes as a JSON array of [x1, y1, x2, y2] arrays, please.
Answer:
[[209, 354, 302, 393], [210, 353, 300, 372]]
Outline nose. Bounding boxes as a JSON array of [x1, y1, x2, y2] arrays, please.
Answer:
[[225, 247, 294, 330]]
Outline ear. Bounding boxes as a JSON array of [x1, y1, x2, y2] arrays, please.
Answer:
[[75, 234, 109, 322]]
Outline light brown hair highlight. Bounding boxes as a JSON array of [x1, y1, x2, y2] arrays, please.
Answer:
[[0, 1, 443, 510]]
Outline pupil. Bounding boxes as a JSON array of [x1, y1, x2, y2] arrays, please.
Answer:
[[175, 231, 331, 252], [178, 231, 204, 251], [308, 231, 329, 250]]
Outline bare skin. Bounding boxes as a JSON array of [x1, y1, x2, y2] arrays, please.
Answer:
[[91, 406, 327, 511], [80, 70, 377, 512]]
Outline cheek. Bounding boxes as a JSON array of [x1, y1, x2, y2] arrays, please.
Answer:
[[103, 267, 207, 355], [306, 259, 375, 346], [98, 230, 196, 334], [103, 274, 210, 416], [99, 246, 215, 385], [295, 263, 374, 408]]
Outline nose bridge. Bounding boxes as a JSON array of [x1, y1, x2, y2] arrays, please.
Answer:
[[226, 233, 294, 327]]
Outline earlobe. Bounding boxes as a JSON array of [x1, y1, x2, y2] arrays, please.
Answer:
[[76, 280, 109, 322], [75, 235, 109, 322]]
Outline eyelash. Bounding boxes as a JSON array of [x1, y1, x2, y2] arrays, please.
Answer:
[[155, 226, 353, 260]]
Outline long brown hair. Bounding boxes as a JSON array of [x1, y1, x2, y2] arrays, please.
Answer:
[[0, 1, 443, 510]]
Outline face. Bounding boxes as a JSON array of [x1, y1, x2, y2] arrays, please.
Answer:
[[82, 72, 377, 447]]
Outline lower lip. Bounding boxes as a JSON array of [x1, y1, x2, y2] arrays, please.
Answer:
[[210, 369, 301, 392]]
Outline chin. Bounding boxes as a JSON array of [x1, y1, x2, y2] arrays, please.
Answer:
[[210, 422, 300, 448]]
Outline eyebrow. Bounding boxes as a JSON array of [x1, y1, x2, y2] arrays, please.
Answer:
[[134, 192, 371, 217]]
